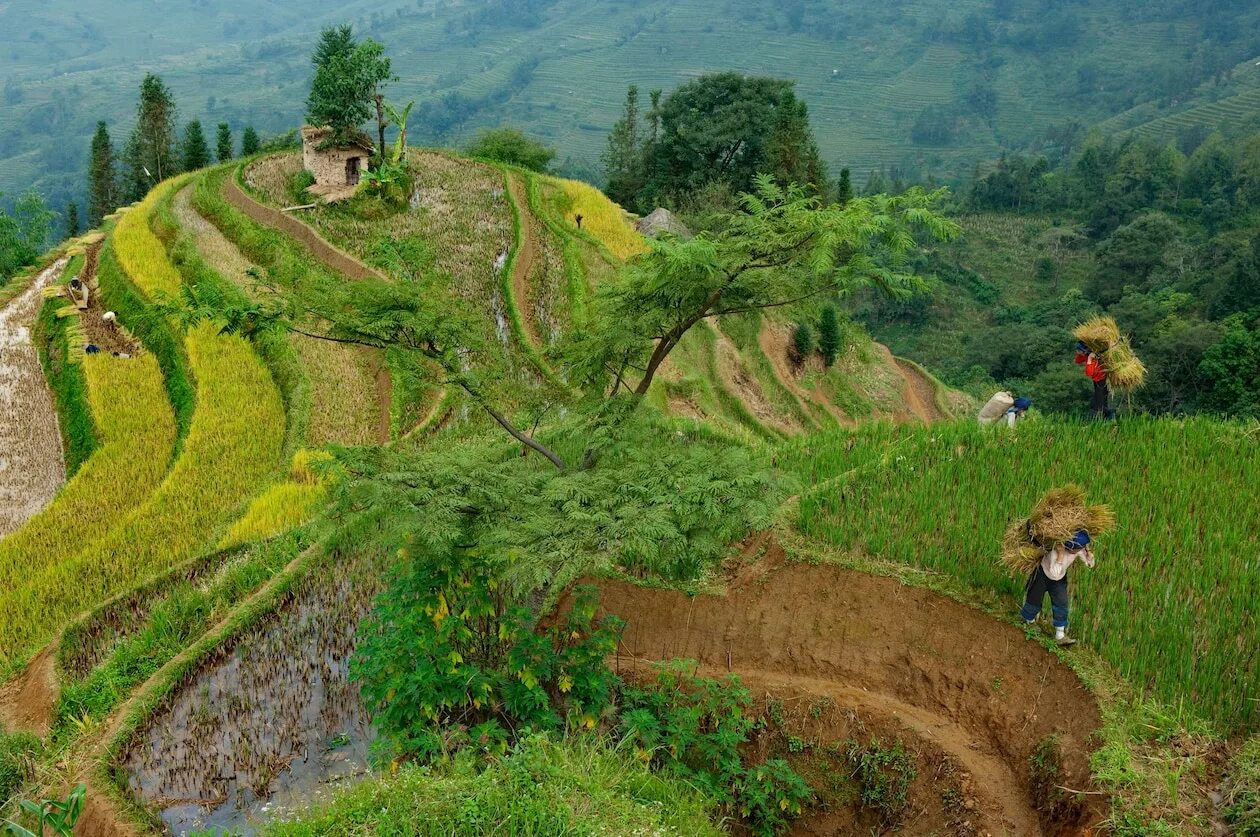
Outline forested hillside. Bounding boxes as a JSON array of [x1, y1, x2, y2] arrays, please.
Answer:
[[4, 0, 1260, 221]]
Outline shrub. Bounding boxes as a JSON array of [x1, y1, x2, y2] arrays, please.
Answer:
[[466, 127, 555, 172], [791, 321, 815, 365], [352, 541, 622, 762], [846, 737, 916, 824], [619, 662, 812, 835], [0, 732, 41, 802], [818, 304, 841, 367]]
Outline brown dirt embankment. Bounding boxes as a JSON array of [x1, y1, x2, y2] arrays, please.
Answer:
[[589, 548, 1106, 836]]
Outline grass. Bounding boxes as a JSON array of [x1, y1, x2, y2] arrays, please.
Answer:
[[262, 734, 721, 837], [526, 172, 593, 326], [0, 350, 175, 668], [778, 417, 1260, 732], [190, 166, 384, 446], [111, 179, 186, 301], [217, 449, 332, 549], [32, 296, 97, 476]]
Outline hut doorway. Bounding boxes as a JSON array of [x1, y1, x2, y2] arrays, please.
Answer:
[[346, 157, 362, 186]]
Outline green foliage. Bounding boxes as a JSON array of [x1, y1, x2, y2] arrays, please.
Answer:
[[817, 304, 840, 367], [466, 127, 556, 172], [1225, 736, 1260, 834], [0, 732, 41, 804], [619, 662, 811, 835], [845, 738, 916, 824], [33, 294, 97, 476], [88, 121, 118, 227], [328, 406, 783, 596], [791, 322, 815, 363], [180, 120, 211, 171], [123, 73, 178, 201], [0, 191, 53, 281], [262, 734, 721, 836], [1198, 313, 1260, 418], [1028, 735, 1075, 821], [305, 25, 393, 146], [215, 123, 233, 163], [361, 159, 412, 202], [2, 784, 85, 837], [352, 541, 622, 762], [240, 126, 260, 156], [568, 176, 957, 398]]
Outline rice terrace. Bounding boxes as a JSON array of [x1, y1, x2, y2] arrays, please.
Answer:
[[0, 4, 1258, 836]]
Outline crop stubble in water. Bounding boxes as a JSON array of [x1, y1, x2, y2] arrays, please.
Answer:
[[124, 556, 383, 835]]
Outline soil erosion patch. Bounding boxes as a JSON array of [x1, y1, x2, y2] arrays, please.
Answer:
[[592, 552, 1105, 835]]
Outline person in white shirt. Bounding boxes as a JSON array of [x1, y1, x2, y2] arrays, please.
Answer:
[[1020, 529, 1095, 646], [1005, 396, 1032, 428]]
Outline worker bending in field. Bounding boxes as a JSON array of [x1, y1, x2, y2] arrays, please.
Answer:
[[1020, 529, 1094, 647], [1074, 341, 1113, 420]]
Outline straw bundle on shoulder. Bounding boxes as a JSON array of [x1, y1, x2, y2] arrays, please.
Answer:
[[1103, 337, 1147, 391], [1074, 316, 1121, 354], [998, 485, 1115, 576]]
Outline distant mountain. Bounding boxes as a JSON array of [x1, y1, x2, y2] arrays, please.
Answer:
[[3, 0, 1259, 217]]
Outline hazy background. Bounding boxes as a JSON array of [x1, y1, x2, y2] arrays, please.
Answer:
[[2, 0, 1260, 215]]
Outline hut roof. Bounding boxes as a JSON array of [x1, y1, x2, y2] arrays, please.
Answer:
[[301, 124, 375, 153]]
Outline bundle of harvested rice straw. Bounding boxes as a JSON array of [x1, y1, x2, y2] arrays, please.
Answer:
[[999, 485, 1115, 576], [1073, 316, 1146, 391]]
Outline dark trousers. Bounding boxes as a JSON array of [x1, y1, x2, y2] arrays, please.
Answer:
[[1021, 565, 1070, 628], [1090, 380, 1114, 420]]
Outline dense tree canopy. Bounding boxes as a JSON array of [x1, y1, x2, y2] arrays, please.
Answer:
[[465, 127, 555, 172], [306, 25, 393, 147]]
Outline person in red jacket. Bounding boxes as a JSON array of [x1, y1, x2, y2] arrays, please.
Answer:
[[1075, 341, 1113, 419]]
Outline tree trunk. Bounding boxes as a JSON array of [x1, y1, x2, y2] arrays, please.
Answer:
[[374, 94, 387, 166], [482, 404, 567, 471]]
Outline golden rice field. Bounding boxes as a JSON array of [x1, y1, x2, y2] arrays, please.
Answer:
[[547, 176, 648, 261], [0, 352, 175, 662], [0, 322, 285, 664], [112, 177, 189, 301], [779, 418, 1260, 731], [217, 450, 332, 549]]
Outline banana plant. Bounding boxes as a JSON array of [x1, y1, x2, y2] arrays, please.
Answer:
[[383, 100, 415, 165]]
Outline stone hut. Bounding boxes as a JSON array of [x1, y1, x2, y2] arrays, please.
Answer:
[[301, 125, 374, 194], [635, 207, 693, 240]]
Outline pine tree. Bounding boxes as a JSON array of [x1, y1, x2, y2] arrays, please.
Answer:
[[87, 121, 117, 226], [182, 120, 211, 170], [66, 202, 80, 238], [791, 322, 815, 365], [836, 168, 853, 205], [216, 122, 233, 162], [602, 85, 645, 209], [766, 90, 828, 196], [241, 126, 260, 156], [306, 25, 392, 147], [818, 305, 841, 367], [124, 73, 179, 199]]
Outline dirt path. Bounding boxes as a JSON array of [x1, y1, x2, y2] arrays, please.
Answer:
[[0, 644, 58, 736], [505, 174, 544, 350], [0, 258, 68, 538], [174, 185, 388, 445], [590, 550, 1106, 836], [892, 353, 945, 423]]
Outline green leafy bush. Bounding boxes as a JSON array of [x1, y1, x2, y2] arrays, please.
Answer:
[[846, 737, 916, 824], [466, 127, 555, 172], [352, 541, 622, 762], [619, 661, 812, 835]]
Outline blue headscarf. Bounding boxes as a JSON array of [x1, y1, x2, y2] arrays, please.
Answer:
[[1013, 397, 1032, 411], [1064, 530, 1091, 551]]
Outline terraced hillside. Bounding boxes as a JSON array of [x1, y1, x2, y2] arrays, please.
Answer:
[[0, 150, 1254, 837]]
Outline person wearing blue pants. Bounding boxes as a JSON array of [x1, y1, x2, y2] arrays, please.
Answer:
[[1021, 530, 1095, 646]]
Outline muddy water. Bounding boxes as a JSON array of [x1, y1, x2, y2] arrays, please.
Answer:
[[124, 557, 384, 834]]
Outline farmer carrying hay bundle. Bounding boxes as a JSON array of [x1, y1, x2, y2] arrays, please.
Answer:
[[1073, 316, 1146, 420], [1002, 485, 1115, 646]]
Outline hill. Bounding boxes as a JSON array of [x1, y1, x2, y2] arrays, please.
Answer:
[[5, 0, 1260, 218], [0, 149, 1255, 837]]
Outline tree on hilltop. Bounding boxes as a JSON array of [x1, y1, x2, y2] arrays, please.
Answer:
[[123, 73, 178, 200], [818, 304, 840, 367], [65, 202, 80, 238], [216, 123, 234, 162], [87, 121, 117, 226], [241, 126, 260, 156], [306, 24, 394, 155], [181, 120, 211, 170]]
